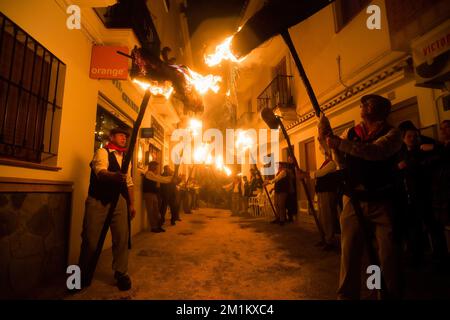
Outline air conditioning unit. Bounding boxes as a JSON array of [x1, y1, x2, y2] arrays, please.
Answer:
[[412, 19, 450, 90]]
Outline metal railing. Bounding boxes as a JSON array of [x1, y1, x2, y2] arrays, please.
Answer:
[[257, 75, 294, 111], [0, 12, 65, 163]]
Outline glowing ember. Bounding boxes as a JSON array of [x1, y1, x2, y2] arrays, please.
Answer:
[[226, 90, 231, 97], [204, 36, 245, 67], [132, 79, 174, 99], [174, 66, 222, 95]]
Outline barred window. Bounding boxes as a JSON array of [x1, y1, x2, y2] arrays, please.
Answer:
[[0, 12, 65, 166]]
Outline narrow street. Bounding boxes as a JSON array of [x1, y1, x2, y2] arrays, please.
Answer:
[[69, 208, 340, 300]]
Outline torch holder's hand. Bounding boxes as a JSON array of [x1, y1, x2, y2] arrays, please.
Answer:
[[318, 113, 332, 139]]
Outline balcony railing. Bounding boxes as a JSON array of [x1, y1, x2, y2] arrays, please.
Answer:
[[257, 75, 294, 111]]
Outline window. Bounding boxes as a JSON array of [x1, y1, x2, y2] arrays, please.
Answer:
[[0, 13, 65, 165], [334, 0, 370, 32]]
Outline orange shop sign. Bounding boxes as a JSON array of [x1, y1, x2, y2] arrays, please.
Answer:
[[90, 45, 129, 79]]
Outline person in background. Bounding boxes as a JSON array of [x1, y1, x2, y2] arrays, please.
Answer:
[[313, 141, 340, 251], [223, 175, 242, 216], [160, 165, 181, 226], [143, 161, 173, 233], [430, 120, 450, 268], [179, 174, 192, 214], [286, 156, 298, 223], [265, 162, 289, 226], [241, 175, 251, 214]]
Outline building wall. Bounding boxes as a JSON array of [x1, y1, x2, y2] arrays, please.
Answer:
[[0, 0, 190, 269], [0, 0, 101, 265], [235, 0, 449, 182]]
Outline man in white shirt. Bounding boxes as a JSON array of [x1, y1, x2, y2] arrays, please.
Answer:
[[79, 127, 135, 291]]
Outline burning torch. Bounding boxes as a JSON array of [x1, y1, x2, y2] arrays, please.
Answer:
[[204, 0, 337, 240], [205, 0, 386, 291]]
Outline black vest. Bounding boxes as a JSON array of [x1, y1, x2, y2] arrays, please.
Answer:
[[343, 126, 398, 197], [143, 174, 159, 194], [274, 171, 289, 193], [88, 148, 128, 205]]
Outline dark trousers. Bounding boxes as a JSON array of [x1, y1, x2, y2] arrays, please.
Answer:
[[181, 190, 192, 213], [286, 192, 298, 220], [160, 193, 180, 223]]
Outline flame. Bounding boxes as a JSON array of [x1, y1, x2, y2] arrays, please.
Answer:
[[193, 143, 209, 163], [215, 155, 224, 170], [236, 130, 254, 151], [226, 89, 231, 97], [204, 35, 245, 67], [132, 79, 174, 99], [206, 153, 213, 165], [188, 118, 203, 137], [223, 166, 232, 176], [174, 66, 222, 95], [138, 144, 143, 163]]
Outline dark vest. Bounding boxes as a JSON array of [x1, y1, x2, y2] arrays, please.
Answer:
[[343, 126, 398, 198], [88, 148, 128, 205], [274, 171, 289, 193], [143, 174, 159, 194]]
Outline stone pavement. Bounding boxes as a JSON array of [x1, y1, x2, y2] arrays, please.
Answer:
[[68, 207, 450, 300], [69, 208, 340, 300]]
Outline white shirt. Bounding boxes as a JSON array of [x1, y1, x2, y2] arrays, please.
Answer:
[[91, 148, 133, 188], [313, 160, 337, 179]]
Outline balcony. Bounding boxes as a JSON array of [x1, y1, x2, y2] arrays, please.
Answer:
[[257, 75, 297, 121]]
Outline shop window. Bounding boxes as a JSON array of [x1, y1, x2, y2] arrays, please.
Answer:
[[0, 13, 66, 165]]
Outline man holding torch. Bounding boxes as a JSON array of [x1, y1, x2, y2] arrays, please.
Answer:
[[319, 94, 403, 299], [79, 127, 135, 291]]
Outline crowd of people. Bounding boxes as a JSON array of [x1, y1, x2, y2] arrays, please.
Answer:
[[142, 162, 202, 233], [221, 95, 449, 299], [78, 94, 449, 297]]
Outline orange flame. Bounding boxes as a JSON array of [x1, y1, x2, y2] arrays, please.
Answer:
[[132, 79, 174, 99], [223, 166, 232, 176], [174, 66, 222, 95], [236, 130, 254, 151], [204, 35, 245, 67]]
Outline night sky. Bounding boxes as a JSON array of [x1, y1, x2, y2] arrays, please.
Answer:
[[186, 0, 247, 35]]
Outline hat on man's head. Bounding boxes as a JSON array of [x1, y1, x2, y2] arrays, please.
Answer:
[[110, 127, 130, 137]]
